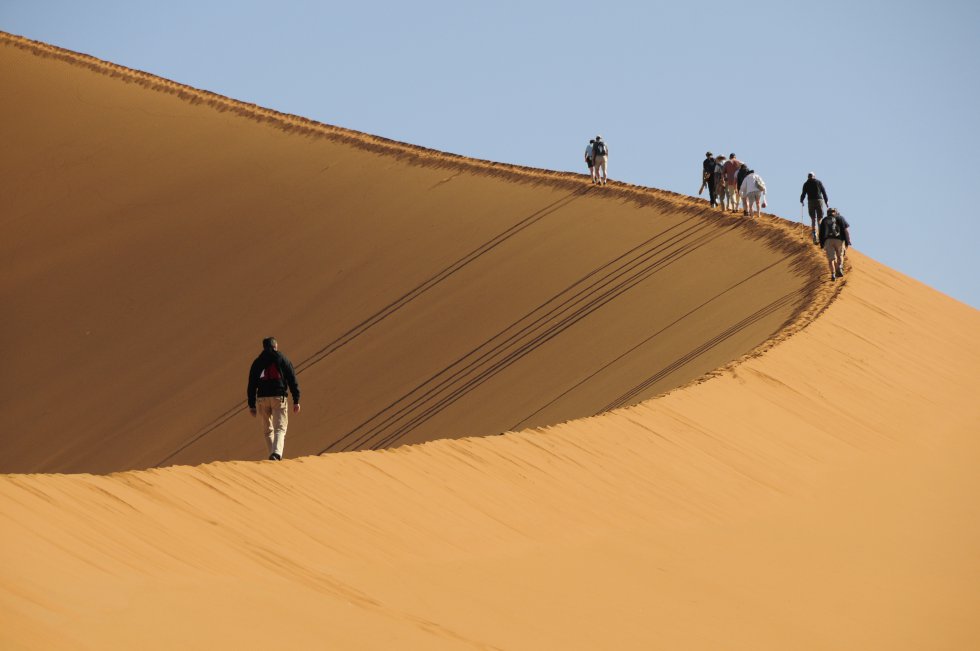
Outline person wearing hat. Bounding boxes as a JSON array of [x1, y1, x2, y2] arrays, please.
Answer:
[[247, 337, 301, 460], [592, 135, 609, 185], [700, 151, 717, 206], [818, 207, 852, 281], [800, 172, 830, 245]]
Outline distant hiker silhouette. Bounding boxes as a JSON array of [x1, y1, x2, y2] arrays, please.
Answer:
[[723, 153, 741, 212], [592, 135, 609, 185], [247, 337, 300, 460], [712, 154, 727, 210], [585, 138, 596, 182], [700, 151, 717, 206], [818, 207, 852, 281], [800, 172, 830, 245]]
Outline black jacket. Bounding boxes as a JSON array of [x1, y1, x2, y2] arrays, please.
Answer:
[[800, 178, 828, 204], [247, 350, 300, 408], [736, 166, 749, 189], [702, 156, 715, 180]]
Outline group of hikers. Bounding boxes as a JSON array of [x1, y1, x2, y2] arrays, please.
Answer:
[[699, 153, 851, 281], [699, 152, 852, 281], [244, 146, 855, 463], [699, 152, 769, 218]]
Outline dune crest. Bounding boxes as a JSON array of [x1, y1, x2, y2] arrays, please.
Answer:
[[2, 31, 832, 474]]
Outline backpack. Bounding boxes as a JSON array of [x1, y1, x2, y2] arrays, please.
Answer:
[[825, 215, 841, 239], [593, 140, 607, 156]]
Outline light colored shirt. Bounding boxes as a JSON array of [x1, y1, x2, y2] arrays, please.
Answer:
[[740, 173, 766, 196], [585, 144, 594, 159]]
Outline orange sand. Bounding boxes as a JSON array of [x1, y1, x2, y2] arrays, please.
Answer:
[[1, 33, 978, 649]]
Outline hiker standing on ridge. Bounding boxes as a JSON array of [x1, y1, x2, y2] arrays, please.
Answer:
[[723, 153, 742, 212], [740, 168, 767, 218], [585, 139, 596, 183], [818, 207, 851, 281], [700, 151, 717, 206], [247, 337, 301, 461], [800, 172, 829, 245], [713, 154, 728, 210], [592, 135, 609, 185]]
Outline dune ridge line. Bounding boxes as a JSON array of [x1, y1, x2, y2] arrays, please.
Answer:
[[2, 30, 839, 473]]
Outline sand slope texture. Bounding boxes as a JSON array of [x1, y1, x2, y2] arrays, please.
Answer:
[[2, 33, 978, 650]]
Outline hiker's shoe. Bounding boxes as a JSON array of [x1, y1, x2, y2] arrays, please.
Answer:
[[830, 273, 837, 281], [269, 453, 282, 461]]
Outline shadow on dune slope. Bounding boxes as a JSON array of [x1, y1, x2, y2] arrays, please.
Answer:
[[0, 33, 829, 474]]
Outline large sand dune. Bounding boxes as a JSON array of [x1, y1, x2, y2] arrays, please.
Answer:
[[1, 34, 828, 474], [2, 33, 978, 649]]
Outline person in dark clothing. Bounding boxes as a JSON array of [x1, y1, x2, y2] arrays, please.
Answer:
[[818, 207, 852, 281], [800, 172, 830, 245], [699, 151, 717, 207], [736, 163, 750, 211], [247, 337, 301, 460]]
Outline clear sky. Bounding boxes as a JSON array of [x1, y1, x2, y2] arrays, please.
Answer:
[[4, 0, 978, 307]]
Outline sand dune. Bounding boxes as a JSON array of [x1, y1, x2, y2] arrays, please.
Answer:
[[1, 32, 979, 649], [1, 33, 829, 474]]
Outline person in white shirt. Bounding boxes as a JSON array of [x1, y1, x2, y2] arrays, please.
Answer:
[[584, 139, 596, 183], [739, 169, 767, 218]]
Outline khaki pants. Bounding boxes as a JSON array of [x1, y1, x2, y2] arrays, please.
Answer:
[[823, 239, 846, 275], [257, 396, 288, 457], [594, 154, 608, 182]]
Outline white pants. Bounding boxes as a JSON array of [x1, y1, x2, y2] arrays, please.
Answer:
[[593, 155, 608, 181], [257, 396, 288, 457]]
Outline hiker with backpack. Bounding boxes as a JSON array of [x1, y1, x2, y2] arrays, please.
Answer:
[[800, 172, 830, 245], [247, 337, 301, 461], [739, 169, 767, 218], [584, 139, 596, 183], [818, 207, 852, 281], [592, 135, 609, 185]]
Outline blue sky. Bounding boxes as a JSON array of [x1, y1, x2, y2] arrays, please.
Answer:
[[4, 0, 978, 307]]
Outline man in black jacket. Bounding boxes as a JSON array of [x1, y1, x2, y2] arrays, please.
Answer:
[[700, 151, 717, 207], [247, 337, 301, 460], [800, 172, 829, 245]]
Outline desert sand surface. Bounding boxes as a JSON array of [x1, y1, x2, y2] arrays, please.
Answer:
[[1, 33, 979, 650]]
